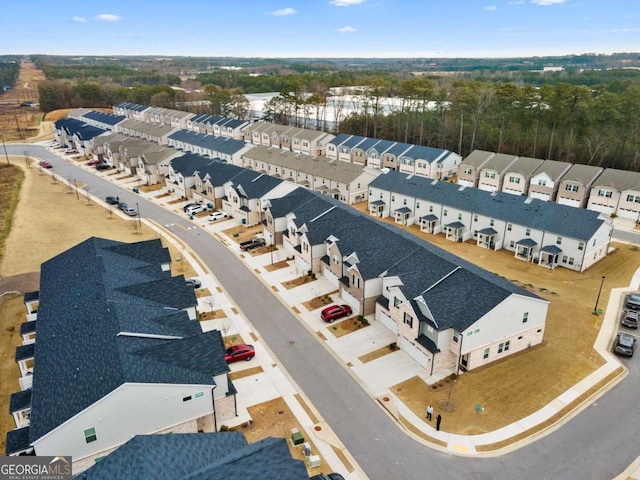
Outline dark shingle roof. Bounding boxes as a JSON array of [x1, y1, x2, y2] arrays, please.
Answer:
[[29, 237, 212, 444], [370, 170, 608, 241], [9, 388, 31, 412], [20, 320, 36, 335], [82, 110, 126, 126], [169, 153, 219, 176], [76, 433, 308, 480], [23, 291, 39, 302], [5, 427, 30, 455]]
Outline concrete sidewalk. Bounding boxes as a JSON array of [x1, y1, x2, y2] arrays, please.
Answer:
[[50, 152, 640, 475]]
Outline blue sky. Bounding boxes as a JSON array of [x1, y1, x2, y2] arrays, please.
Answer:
[[1, 0, 638, 58]]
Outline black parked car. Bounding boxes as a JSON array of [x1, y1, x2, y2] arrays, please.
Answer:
[[613, 332, 637, 357], [239, 237, 266, 251], [118, 202, 128, 211], [96, 163, 112, 170], [106, 196, 119, 205]]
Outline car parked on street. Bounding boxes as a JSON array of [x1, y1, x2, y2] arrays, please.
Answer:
[[622, 310, 639, 329], [613, 332, 637, 357], [185, 204, 207, 215], [123, 207, 137, 217], [106, 196, 119, 205], [38, 161, 52, 169], [625, 293, 640, 311], [86, 159, 101, 166], [118, 202, 128, 211], [321, 304, 353, 323], [95, 163, 111, 171], [207, 211, 229, 222], [185, 278, 202, 289], [224, 344, 255, 363], [239, 237, 266, 251]]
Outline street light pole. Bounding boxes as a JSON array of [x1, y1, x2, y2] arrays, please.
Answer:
[[73, 179, 79, 200], [136, 202, 142, 229], [1, 133, 10, 164], [593, 276, 606, 315]]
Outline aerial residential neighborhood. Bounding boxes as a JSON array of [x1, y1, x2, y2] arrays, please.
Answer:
[[2, 12, 640, 476]]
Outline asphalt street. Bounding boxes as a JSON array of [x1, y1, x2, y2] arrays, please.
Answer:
[[8, 144, 640, 480]]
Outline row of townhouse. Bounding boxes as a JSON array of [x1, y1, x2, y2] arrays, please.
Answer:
[[240, 120, 335, 157], [368, 169, 613, 272], [167, 129, 252, 163], [5, 238, 243, 473], [326, 133, 462, 179], [261, 188, 549, 379], [458, 150, 640, 221], [240, 145, 379, 205]]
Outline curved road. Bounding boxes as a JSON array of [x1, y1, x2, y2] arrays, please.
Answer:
[[8, 145, 640, 480]]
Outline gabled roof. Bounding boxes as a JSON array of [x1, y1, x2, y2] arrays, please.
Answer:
[[266, 188, 317, 218], [505, 156, 544, 177], [480, 153, 518, 173], [560, 163, 604, 186], [370, 170, 609, 241], [168, 130, 248, 155], [9, 388, 31, 413], [76, 433, 308, 480], [401, 144, 450, 163], [29, 238, 213, 444], [169, 153, 220, 177], [197, 162, 245, 187], [5, 427, 30, 455], [328, 133, 353, 147], [461, 150, 494, 168], [228, 170, 283, 199], [590, 168, 640, 193], [531, 159, 572, 181], [82, 111, 126, 126]]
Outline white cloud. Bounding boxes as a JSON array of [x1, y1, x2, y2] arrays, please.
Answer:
[[484, 5, 497, 10], [72, 16, 86, 23], [270, 7, 296, 16], [530, 0, 566, 5], [330, 0, 366, 6], [508, 1, 525, 4], [338, 26, 356, 33], [94, 14, 122, 22]]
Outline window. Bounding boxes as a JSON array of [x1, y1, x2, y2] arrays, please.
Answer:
[[525, 228, 531, 237], [391, 195, 395, 201], [537, 329, 542, 333], [195, 391, 204, 398], [509, 176, 520, 184], [556, 236, 562, 245], [498, 342, 504, 354], [523, 312, 528, 323], [565, 184, 579, 192], [483, 348, 490, 359], [464, 168, 472, 175], [393, 297, 401, 308], [416, 202, 420, 208], [507, 223, 512, 231], [626, 194, 640, 203], [84, 427, 97, 444], [458, 213, 463, 221], [403, 312, 413, 328], [429, 205, 433, 213], [443, 209, 448, 216], [562, 255, 568, 263], [598, 189, 613, 198], [504, 340, 511, 351], [568, 257, 575, 266], [485, 171, 496, 179], [509, 240, 515, 248], [352, 275, 360, 288], [490, 219, 495, 227], [517, 336, 523, 340], [538, 179, 547, 186], [453, 330, 459, 343], [474, 214, 478, 222], [183, 395, 192, 402], [578, 242, 584, 251], [403, 199, 407, 205], [474, 328, 479, 333]]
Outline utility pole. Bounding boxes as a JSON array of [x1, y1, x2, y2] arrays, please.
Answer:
[[1, 134, 10, 164]]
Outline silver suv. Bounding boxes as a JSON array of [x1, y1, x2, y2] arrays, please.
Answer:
[[622, 310, 638, 328]]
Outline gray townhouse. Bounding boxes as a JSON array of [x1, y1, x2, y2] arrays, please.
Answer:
[[476, 153, 519, 192], [80, 110, 126, 132], [397, 144, 462, 180], [326, 133, 365, 163], [192, 161, 247, 210], [102, 135, 140, 169], [213, 117, 250, 140], [135, 147, 183, 185], [5, 238, 238, 472], [166, 153, 219, 200], [240, 145, 379, 205], [528, 159, 573, 202], [457, 150, 494, 187], [221, 169, 297, 227], [586, 168, 640, 220], [167, 129, 252, 164], [113, 102, 150, 121], [117, 140, 169, 177], [501, 156, 545, 196], [556, 163, 605, 208], [53, 117, 106, 155], [368, 169, 613, 272], [263, 189, 549, 379], [115, 118, 177, 146]]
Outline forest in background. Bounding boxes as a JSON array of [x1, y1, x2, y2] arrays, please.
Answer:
[[2, 53, 640, 171]]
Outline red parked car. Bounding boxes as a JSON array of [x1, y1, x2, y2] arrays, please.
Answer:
[[86, 159, 101, 166], [38, 161, 52, 169], [321, 304, 353, 323], [225, 344, 255, 363]]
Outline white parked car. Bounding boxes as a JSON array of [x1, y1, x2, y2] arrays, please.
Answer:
[[207, 211, 229, 221], [186, 204, 207, 215]]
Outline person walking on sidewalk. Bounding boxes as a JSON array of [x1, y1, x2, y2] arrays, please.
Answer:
[[436, 414, 442, 431], [426, 404, 433, 421]]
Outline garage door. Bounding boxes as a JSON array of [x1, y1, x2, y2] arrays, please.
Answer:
[[400, 337, 429, 368], [322, 266, 339, 287], [376, 310, 397, 334], [341, 289, 360, 314]]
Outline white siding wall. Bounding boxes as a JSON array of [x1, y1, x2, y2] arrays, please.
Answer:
[[33, 383, 214, 460]]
